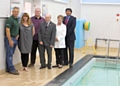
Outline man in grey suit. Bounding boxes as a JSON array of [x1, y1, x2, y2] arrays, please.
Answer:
[[38, 14, 56, 69]]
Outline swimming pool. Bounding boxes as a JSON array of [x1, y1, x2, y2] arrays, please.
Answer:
[[45, 55, 120, 86], [62, 58, 120, 86]]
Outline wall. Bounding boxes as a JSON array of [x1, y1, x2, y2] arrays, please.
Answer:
[[81, 4, 120, 48], [32, 0, 41, 16], [41, 0, 67, 23], [0, 0, 25, 71], [69, 0, 81, 19]]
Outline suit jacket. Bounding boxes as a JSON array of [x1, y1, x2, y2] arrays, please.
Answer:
[[63, 16, 76, 41], [38, 21, 56, 46]]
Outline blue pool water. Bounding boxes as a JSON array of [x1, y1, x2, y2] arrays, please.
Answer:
[[79, 66, 120, 86], [62, 58, 120, 86]]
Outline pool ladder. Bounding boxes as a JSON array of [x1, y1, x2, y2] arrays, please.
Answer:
[[105, 39, 120, 68]]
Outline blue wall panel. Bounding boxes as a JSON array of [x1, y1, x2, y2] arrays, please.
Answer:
[[75, 19, 86, 48]]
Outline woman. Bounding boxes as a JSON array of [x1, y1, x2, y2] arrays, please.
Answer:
[[54, 15, 66, 68], [18, 13, 35, 71]]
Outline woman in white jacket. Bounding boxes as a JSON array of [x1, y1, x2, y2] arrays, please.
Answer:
[[54, 15, 66, 68]]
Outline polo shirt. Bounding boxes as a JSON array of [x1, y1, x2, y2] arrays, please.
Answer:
[[31, 16, 45, 40], [5, 15, 19, 37]]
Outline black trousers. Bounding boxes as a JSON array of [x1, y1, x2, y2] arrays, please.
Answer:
[[54, 48, 64, 65], [30, 40, 39, 64], [21, 53, 29, 67], [64, 41, 75, 65], [38, 45, 52, 67]]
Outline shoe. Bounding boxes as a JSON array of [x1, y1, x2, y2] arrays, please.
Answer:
[[28, 64, 34, 67], [69, 64, 73, 68], [52, 64, 58, 68], [58, 64, 63, 68], [63, 63, 68, 66], [48, 66, 52, 69], [39, 65, 46, 69], [8, 70, 19, 75]]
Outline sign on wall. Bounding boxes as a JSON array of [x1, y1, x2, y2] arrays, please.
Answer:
[[81, 0, 120, 4], [0, 1, 10, 17], [42, 4, 48, 17]]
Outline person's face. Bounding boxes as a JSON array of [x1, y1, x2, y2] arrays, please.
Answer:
[[23, 16, 28, 22], [57, 17, 63, 24], [12, 9, 19, 17], [65, 10, 72, 16], [45, 16, 51, 22], [35, 9, 41, 16]]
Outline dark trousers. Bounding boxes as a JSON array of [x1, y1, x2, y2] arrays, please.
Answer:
[[38, 45, 52, 67], [64, 41, 75, 65], [21, 53, 29, 67], [30, 40, 39, 64], [54, 48, 64, 65]]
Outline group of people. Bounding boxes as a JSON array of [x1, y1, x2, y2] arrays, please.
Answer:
[[5, 7, 76, 75]]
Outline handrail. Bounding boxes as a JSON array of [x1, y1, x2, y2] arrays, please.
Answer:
[[95, 38, 120, 49]]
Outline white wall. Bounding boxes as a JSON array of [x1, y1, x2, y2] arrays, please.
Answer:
[[0, 0, 25, 70], [69, 0, 81, 19], [41, 0, 67, 23], [81, 4, 120, 48], [32, 0, 41, 16]]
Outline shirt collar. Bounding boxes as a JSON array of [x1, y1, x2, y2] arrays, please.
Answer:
[[67, 16, 70, 19], [46, 21, 50, 25], [56, 23, 64, 26], [34, 16, 41, 19], [11, 15, 18, 20]]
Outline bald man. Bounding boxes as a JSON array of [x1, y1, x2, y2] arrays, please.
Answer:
[[38, 14, 56, 69], [28, 8, 45, 67]]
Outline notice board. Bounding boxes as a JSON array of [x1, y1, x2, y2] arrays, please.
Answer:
[[0, 0, 10, 17]]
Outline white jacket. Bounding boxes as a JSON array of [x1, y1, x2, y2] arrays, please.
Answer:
[[54, 23, 66, 48]]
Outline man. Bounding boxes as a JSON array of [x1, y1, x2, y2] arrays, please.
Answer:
[[5, 7, 20, 75], [63, 8, 76, 68], [38, 14, 56, 69], [28, 8, 45, 67]]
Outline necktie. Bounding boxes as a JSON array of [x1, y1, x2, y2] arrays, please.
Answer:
[[47, 22, 49, 27], [65, 17, 68, 25]]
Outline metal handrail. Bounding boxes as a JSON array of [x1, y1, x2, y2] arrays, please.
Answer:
[[105, 39, 120, 68], [116, 40, 120, 65]]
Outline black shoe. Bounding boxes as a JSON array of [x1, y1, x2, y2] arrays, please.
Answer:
[[48, 66, 52, 69], [52, 64, 58, 68], [69, 64, 73, 68], [63, 63, 68, 66], [28, 64, 34, 67], [39, 65, 46, 69]]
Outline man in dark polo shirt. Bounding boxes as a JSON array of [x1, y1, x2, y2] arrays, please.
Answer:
[[28, 8, 45, 67], [5, 7, 19, 75]]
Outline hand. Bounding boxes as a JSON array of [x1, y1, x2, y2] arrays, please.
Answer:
[[9, 40, 14, 47], [55, 38, 58, 42], [39, 41, 43, 45], [50, 45, 53, 48], [15, 35, 19, 40]]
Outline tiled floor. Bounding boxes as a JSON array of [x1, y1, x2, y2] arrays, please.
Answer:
[[0, 47, 118, 86]]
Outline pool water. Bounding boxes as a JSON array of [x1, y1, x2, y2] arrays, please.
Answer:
[[62, 58, 120, 86], [79, 66, 120, 86]]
